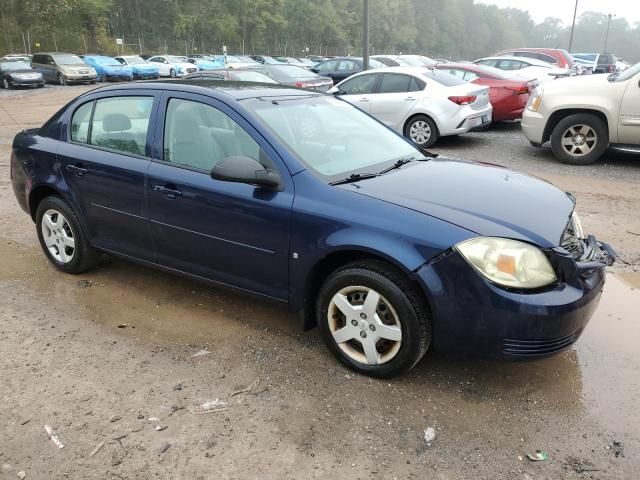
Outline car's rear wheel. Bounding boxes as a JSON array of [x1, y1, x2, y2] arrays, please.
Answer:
[[550, 113, 608, 165], [57, 73, 67, 86], [317, 260, 431, 377], [404, 115, 438, 148], [36, 196, 100, 274]]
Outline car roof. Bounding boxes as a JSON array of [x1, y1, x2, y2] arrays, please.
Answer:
[[477, 56, 551, 66], [352, 66, 426, 75], [78, 80, 320, 101]]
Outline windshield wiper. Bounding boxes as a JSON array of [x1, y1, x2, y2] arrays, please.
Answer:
[[376, 157, 415, 175], [329, 172, 380, 186]]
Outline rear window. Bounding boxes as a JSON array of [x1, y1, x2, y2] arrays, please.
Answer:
[[421, 69, 466, 86], [598, 54, 616, 65], [273, 65, 318, 79]]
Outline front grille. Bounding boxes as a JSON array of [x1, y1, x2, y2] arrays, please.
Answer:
[[502, 332, 579, 357], [187, 67, 197, 73]]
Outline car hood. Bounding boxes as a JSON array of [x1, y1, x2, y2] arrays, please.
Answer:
[[338, 158, 575, 248], [103, 64, 131, 72], [7, 69, 40, 75], [541, 72, 616, 91]]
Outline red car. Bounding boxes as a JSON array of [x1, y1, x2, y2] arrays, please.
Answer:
[[494, 48, 575, 70], [434, 63, 537, 121]]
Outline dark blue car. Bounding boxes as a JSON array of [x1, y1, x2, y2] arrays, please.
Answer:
[[10, 81, 615, 377]]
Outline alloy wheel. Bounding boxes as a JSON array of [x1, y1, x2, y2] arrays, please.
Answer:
[[41, 209, 76, 263], [409, 120, 431, 145], [560, 124, 597, 157], [327, 286, 402, 366], [3, 77, 9, 89]]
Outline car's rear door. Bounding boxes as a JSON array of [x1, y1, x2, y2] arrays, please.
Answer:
[[146, 91, 293, 300], [334, 59, 359, 83], [58, 90, 159, 261], [369, 73, 423, 129]]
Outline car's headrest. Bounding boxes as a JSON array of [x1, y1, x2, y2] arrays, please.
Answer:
[[102, 113, 131, 132]]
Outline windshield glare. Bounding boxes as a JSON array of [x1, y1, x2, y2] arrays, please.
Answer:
[[248, 95, 419, 179], [611, 62, 640, 82], [54, 54, 85, 65], [2, 61, 31, 71], [124, 56, 145, 65]]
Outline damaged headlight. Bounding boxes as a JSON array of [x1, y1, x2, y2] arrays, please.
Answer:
[[456, 237, 557, 289]]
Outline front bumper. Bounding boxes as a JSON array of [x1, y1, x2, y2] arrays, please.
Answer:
[[133, 71, 159, 80], [66, 73, 98, 82], [416, 240, 614, 360], [9, 77, 44, 87], [521, 109, 546, 144]]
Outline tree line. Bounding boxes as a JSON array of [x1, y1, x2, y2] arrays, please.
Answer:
[[1, 0, 638, 62]]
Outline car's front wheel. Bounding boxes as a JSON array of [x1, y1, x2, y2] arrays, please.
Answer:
[[404, 115, 438, 149], [3, 76, 11, 89], [36, 196, 100, 274], [170, 68, 176, 78], [57, 73, 67, 86], [317, 260, 431, 378], [550, 113, 608, 165]]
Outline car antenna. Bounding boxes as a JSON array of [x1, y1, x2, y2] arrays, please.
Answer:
[[0, 102, 27, 134]]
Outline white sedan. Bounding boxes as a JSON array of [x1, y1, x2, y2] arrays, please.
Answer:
[[474, 56, 570, 84], [328, 67, 492, 148], [146, 55, 198, 77]]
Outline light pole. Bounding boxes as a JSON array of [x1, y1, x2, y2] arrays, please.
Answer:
[[363, 0, 370, 70], [603, 13, 615, 51], [568, 0, 579, 52]]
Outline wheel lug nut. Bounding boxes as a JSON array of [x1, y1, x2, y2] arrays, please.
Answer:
[[369, 324, 376, 332], [351, 319, 358, 326], [360, 331, 367, 338], [360, 313, 367, 319]]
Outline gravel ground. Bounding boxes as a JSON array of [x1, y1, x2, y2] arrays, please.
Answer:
[[0, 84, 639, 479]]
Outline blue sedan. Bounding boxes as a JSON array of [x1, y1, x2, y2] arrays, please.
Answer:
[[10, 81, 615, 377], [82, 55, 133, 82], [114, 55, 160, 80]]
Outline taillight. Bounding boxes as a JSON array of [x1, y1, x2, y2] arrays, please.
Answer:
[[448, 95, 476, 105], [506, 85, 529, 94]]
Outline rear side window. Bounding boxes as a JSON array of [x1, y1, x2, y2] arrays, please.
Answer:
[[409, 77, 425, 91], [316, 60, 337, 74], [32, 54, 45, 64], [90, 96, 153, 156], [498, 60, 524, 70], [337, 60, 358, 72], [70, 102, 93, 143], [378, 74, 412, 93]]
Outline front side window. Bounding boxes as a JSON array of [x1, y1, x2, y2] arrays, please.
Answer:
[[163, 98, 267, 172], [70, 101, 93, 143], [90, 96, 153, 156], [339, 74, 378, 94]]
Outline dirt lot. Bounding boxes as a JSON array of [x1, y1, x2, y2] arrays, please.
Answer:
[[1, 85, 639, 479]]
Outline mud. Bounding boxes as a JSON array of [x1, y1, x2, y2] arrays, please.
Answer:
[[1, 86, 639, 479]]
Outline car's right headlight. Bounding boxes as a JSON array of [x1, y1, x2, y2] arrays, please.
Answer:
[[455, 237, 557, 289], [527, 88, 543, 112]]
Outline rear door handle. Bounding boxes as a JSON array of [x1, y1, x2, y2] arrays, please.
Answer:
[[404, 97, 416, 101], [153, 184, 182, 199], [358, 97, 370, 102], [65, 164, 88, 177]]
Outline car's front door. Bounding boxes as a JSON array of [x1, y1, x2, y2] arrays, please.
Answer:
[[618, 72, 640, 144], [146, 92, 293, 300], [335, 73, 380, 113], [58, 92, 158, 260], [369, 73, 423, 129]]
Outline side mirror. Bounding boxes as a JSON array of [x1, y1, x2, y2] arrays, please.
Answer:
[[211, 156, 281, 190], [310, 67, 319, 74]]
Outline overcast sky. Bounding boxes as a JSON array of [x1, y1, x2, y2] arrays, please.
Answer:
[[477, 0, 640, 26]]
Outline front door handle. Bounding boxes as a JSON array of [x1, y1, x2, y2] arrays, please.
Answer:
[[65, 164, 88, 177], [153, 184, 182, 199], [404, 97, 416, 101], [358, 97, 370, 102]]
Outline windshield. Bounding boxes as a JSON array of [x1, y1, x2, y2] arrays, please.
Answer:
[[54, 54, 85, 65], [247, 95, 419, 180], [94, 57, 120, 66], [611, 62, 640, 82], [1, 61, 32, 71], [123, 56, 146, 65], [225, 55, 243, 63]]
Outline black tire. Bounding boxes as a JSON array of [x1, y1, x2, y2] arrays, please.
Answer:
[[550, 113, 608, 165], [35, 196, 100, 274], [90, 80, 97, 84], [170, 68, 176, 78], [3, 76, 11, 89], [316, 260, 431, 378], [57, 73, 67, 86], [404, 115, 439, 148]]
